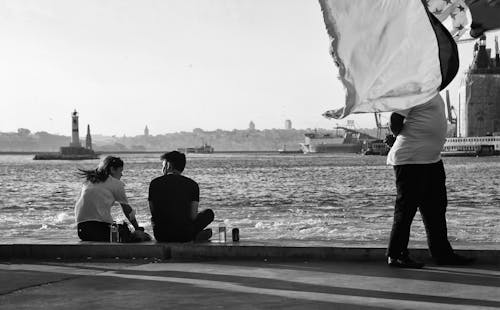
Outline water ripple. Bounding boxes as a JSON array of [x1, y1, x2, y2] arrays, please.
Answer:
[[0, 153, 498, 243]]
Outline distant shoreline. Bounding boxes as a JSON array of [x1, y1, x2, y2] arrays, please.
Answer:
[[0, 150, 295, 155]]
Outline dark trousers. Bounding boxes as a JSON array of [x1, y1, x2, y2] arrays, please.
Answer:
[[77, 221, 110, 242], [154, 209, 214, 242], [386, 160, 454, 260]]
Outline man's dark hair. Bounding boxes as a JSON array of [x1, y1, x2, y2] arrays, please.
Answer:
[[161, 151, 186, 172]]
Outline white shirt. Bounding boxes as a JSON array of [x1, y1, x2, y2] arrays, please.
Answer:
[[387, 93, 447, 165], [75, 176, 129, 224]]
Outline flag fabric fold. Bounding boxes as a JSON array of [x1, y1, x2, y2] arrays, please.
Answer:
[[319, 0, 459, 119], [426, 0, 470, 40], [426, 0, 500, 40]]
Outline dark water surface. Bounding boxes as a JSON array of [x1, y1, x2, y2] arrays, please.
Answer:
[[0, 153, 498, 244]]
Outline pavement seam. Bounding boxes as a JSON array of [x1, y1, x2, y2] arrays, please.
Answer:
[[0, 274, 83, 298]]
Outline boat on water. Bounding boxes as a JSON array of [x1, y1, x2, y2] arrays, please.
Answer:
[[177, 143, 214, 154], [34, 110, 99, 160], [442, 136, 500, 156], [277, 144, 302, 154], [300, 127, 378, 154], [361, 136, 500, 157], [362, 140, 390, 155]]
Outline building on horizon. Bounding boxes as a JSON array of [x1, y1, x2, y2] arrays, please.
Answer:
[[249, 121, 255, 130], [458, 34, 500, 137], [285, 119, 292, 130], [144, 125, 149, 136], [441, 35, 500, 156]]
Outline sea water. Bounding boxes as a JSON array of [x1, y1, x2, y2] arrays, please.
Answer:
[[0, 153, 498, 244]]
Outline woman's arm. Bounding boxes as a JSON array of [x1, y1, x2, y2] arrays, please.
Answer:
[[120, 203, 141, 230]]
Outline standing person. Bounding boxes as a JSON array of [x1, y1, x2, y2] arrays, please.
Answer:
[[385, 93, 475, 268], [75, 156, 144, 241], [148, 151, 214, 242]]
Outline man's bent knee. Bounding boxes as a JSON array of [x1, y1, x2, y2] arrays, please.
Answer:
[[203, 209, 215, 222]]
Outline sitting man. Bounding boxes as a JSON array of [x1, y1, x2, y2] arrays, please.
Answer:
[[148, 151, 214, 242]]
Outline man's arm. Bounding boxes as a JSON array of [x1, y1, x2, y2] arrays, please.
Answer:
[[190, 201, 199, 221], [146, 181, 156, 231], [385, 112, 406, 147], [389, 112, 405, 136], [148, 201, 155, 216]]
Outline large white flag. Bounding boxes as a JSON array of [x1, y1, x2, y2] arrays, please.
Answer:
[[427, 0, 469, 40], [320, 0, 459, 119]]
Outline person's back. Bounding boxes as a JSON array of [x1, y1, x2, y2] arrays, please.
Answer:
[[148, 151, 214, 242], [75, 176, 127, 225], [74, 156, 145, 242], [149, 173, 199, 241], [387, 94, 447, 166]]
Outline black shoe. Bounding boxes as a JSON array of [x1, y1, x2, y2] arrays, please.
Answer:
[[435, 254, 475, 266], [194, 228, 212, 242], [388, 256, 425, 269]]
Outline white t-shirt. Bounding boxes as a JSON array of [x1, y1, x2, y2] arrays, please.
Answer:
[[387, 93, 447, 165], [74, 176, 129, 224]]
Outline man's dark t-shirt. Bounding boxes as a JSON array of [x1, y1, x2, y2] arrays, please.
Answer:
[[148, 174, 199, 242]]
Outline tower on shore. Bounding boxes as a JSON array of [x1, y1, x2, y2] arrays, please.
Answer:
[[249, 121, 255, 130], [144, 125, 149, 136], [459, 35, 500, 137], [85, 124, 92, 150], [70, 110, 81, 147], [285, 119, 292, 130], [56, 110, 97, 158]]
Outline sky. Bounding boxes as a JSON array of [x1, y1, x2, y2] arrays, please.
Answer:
[[0, 0, 498, 136]]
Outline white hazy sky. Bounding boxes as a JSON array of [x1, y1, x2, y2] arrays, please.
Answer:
[[0, 0, 497, 136]]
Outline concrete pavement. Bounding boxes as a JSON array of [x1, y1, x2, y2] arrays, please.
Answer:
[[0, 259, 499, 309], [1, 241, 499, 309]]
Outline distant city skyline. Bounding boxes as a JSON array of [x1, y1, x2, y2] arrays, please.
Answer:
[[0, 119, 346, 137], [1, 1, 498, 136]]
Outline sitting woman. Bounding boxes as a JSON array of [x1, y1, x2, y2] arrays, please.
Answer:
[[75, 156, 146, 242]]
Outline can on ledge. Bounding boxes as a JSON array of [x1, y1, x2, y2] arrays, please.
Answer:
[[232, 228, 239, 242], [110, 222, 119, 243]]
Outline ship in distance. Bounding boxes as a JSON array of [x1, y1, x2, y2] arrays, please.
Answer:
[[300, 126, 379, 154], [177, 142, 214, 154], [278, 144, 302, 154]]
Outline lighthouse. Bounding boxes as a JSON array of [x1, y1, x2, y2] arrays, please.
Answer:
[[34, 110, 98, 159], [70, 110, 81, 148]]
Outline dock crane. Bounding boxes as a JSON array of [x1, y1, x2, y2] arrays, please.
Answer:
[[445, 90, 457, 137], [374, 112, 390, 140]]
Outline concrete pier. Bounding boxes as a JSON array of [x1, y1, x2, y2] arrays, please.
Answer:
[[1, 240, 499, 264], [1, 241, 499, 309]]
